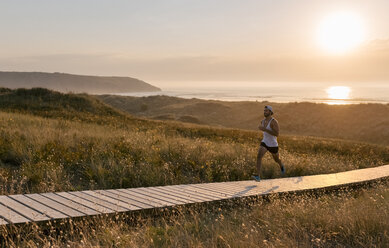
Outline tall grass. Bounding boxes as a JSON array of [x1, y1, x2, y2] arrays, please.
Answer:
[[0, 111, 387, 195], [1, 88, 388, 247]]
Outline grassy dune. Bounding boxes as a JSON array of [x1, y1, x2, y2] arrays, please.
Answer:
[[0, 88, 387, 194], [0, 110, 387, 195], [0, 88, 388, 247], [97, 95, 389, 145]]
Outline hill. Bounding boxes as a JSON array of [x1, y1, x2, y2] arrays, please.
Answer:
[[0, 87, 387, 194], [0, 87, 128, 123], [97, 94, 389, 146], [0, 71, 161, 94], [0, 88, 388, 247]]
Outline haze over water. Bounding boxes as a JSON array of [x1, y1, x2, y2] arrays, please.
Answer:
[[116, 84, 389, 105]]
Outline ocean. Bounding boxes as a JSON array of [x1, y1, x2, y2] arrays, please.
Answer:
[[114, 85, 389, 105]]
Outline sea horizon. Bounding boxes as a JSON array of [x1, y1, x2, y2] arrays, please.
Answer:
[[113, 85, 389, 105]]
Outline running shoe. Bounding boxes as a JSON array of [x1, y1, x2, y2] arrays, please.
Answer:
[[280, 164, 286, 175], [252, 175, 261, 182]]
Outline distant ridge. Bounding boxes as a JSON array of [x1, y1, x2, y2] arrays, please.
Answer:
[[0, 71, 161, 94], [0, 87, 127, 122]]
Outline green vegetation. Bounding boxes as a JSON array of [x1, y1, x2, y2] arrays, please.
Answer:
[[0, 87, 128, 122], [0, 88, 388, 247]]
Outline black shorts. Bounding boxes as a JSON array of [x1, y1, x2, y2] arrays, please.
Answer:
[[260, 142, 279, 154]]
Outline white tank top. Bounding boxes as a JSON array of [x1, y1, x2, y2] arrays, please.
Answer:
[[261, 118, 278, 147]]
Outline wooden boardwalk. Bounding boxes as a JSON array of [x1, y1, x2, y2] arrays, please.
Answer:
[[1, 165, 388, 226]]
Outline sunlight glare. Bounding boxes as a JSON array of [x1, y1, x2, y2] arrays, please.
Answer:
[[326, 86, 351, 99], [317, 12, 365, 54]]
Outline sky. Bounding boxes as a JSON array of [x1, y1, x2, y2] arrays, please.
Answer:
[[1, 0, 389, 88]]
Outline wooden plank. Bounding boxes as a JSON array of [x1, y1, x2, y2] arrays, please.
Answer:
[[111, 189, 166, 207], [153, 186, 210, 201], [101, 190, 155, 209], [129, 188, 188, 204], [132, 187, 191, 204], [196, 183, 244, 196], [41, 193, 99, 216], [26, 194, 85, 218], [200, 183, 253, 196], [184, 183, 234, 197], [117, 189, 174, 207], [161, 185, 219, 201], [0, 203, 30, 224], [215, 182, 251, 191], [194, 185, 237, 197], [174, 185, 226, 200], [223, 182, 261, 193], [0, 196, 49, 222], [82, 191, 140, 211], [69, 191, 130, 212], [152, 187, 208, 203], [0, 216, 8, 225], [122, 188, 179, 205], [231, 182, 280, 197], [187, 184, 235, 198], [199, 182, 245, 192], [211, 184, 260, 197], [57, 192, 117, 214], [180, 185, 227, 200], [10, 195, 68, 219]]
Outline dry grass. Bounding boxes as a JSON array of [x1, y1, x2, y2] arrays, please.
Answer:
[[97, 95, 389, 145], [0, 111, 387, 195], [0, 89, 388, 247]]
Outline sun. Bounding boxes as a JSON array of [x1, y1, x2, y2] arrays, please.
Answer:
[[326, 86, 351, 99], [316, 12, 365, 54]]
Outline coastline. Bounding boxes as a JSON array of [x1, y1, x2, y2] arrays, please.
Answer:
[[110, 86, 389, 105]]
